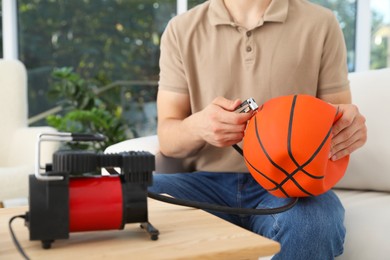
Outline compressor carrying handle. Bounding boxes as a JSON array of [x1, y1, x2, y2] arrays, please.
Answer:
[[35, 132, 105, 181]]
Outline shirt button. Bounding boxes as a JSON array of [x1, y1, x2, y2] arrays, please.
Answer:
[[246, 31, 252, 37], [246, 46, 252, 52]]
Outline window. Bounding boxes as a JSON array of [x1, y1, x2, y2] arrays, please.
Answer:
[[371, 0, 390, 69], [18, 0, 176, 136], [311, 0, 357, 72], [188, 0, 205, 9]]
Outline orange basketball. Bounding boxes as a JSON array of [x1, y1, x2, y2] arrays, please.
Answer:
[[243, 94, 349, 198]]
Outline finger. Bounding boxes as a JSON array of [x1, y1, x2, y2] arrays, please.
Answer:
[[211, 132, 245, 147], [331, 104, 357, 136], [209, 120, 247, 137], [331, 110, 366, 148], [330, 138, 366, 161], [331, 122, 359, 148], [212, 96, 242, 111], [212, 106, 254, 125], [230, 112, 254, 125], [330, 128, 362, 158]]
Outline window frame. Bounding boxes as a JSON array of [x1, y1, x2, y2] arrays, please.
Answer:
[[1, 0, 18, 59], [356, 0, 372, 71]]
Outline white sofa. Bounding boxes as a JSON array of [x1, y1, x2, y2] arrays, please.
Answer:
[[105, 68, 390, 259], [0, 59, 58, 206]]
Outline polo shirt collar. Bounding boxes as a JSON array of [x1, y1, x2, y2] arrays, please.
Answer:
[[264, 0, 289, 22], [208, 0, 289, 26]]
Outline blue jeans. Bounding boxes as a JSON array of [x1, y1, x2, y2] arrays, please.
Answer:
[[149, 172, 346, 260]]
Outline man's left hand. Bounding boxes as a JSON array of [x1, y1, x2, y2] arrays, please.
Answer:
[[330, 104, 367, 161]]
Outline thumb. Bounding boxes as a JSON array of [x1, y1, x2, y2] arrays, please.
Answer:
[[212, 97, 242, 111]]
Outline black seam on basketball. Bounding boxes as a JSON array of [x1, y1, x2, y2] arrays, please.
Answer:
[[268, 95, 314, 196], [274, 123, 333, 192], [271, 99, 337, 195], [287, 95, 324, 179], [253, 117, 290, 176], [254, 115, 309, 197], [243, 156, 290, 197]]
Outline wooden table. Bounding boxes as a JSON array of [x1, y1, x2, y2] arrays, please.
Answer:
[[0, 199, 280, 259]]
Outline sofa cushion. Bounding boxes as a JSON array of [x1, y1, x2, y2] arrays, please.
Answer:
[[0, 59, 28, 163], [335, 68, 390, 192], [0, 165, 32, 200], [334, 189, 390, 259]]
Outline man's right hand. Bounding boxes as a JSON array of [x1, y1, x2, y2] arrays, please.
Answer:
[[157, 91, 254, 158], [192, 97, 255, 147]]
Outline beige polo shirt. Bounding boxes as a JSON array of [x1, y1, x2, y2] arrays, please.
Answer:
[[158, 0, 350, 173]]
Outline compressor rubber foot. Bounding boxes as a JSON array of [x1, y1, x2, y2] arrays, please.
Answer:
[[41, 239, 54, 249], [140, 222, 159, 240]]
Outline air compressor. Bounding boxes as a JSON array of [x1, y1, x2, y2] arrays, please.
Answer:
[[25, 132, 158, 249]]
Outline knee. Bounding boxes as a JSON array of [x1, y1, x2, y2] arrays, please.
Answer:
[[271, 197, 346, 259], [283, 208, 345, 246]]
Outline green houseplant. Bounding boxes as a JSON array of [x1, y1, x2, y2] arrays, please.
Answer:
[[46, 67, 133, 151]]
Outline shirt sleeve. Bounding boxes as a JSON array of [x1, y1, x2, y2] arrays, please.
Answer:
[[158, 19, 189, 94], [317, 12, 350, 96]]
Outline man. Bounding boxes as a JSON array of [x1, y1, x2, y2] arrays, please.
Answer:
[[151, 0, 367, 259]]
